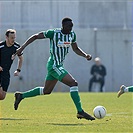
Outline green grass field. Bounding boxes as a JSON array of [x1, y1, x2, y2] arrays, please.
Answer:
[[0, 92, 132, 133]]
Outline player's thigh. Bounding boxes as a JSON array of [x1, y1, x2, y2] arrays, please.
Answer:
[[0, 73, 10, 92], [44, 79, 58, 94], [51, 66, 78, 87], [61, 73, 78, 87], [51, 66, 69, 81]]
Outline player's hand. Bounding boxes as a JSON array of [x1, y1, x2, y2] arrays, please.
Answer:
[[86, 54, 92, 61], [14, 70, 20, 76], [11, 54, 16, 60], [0, 66, 3, 72]]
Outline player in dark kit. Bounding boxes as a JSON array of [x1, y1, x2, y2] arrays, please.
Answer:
[[14, 17, 95, 121], [0, 29, 23, 100]]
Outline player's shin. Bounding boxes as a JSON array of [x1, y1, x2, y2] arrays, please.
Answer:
[[22, 87, 44, 98], [70, 86, 82, 112]]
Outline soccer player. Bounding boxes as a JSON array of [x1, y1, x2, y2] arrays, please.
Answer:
[[14, 17, 95, 121], [117, 85, 133, 98], [0, 29, 23, 100]]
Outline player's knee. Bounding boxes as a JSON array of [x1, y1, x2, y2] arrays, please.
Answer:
[[0, 90, 6, 100], [43, 89, 52, 95], [70, 80, 78, 87], [44, 91, 52, 95]]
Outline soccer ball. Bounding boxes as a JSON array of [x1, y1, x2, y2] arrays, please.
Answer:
[[93, 105, 107, 119]]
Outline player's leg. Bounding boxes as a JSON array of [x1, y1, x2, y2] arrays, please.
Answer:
[[45, 65, 94, 121], [61, 73, 95, 121], [61, 73, 82, 110], [99, 77, 104, 92], [117, 85, 133, 98], [0, 74, 10, 100], [0, 86, 6, 100], [43, 80, 58, 94], [20, 80, 58, 98], [14, 79, 58, 110], [128, 86, 133, 92]]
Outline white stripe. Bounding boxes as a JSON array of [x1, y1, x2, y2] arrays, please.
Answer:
[[63, 35, 68, 58], [54, 32, 59, 65], [69, 34, 72, 43], [51, 39, 56, 66], [72, 32, 74, 41], [72, 32, 76, 43], [14, 45, 19, 48], [58, 33, 62, 64], [39, 87, 44, 95], [61, 34, 65, 62], [52, 34, 56, 66], [54, 67, 62, 76], [0, 45, 4, 48], [58, 32, 61, 40], [70, 86, 78, 92], [62, 47, 65, 61], [66, 34, 69, 42]]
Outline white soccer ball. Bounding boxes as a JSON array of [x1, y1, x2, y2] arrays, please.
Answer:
[[93, 105, 107, 119]]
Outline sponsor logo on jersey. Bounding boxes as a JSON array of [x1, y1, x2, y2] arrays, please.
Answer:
[[57, 40, 71, 47]]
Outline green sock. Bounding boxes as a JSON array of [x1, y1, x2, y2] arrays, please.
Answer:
[[22, 87, 44, 99], [70, 86, 82, 112], [127, 86, 133, 92]]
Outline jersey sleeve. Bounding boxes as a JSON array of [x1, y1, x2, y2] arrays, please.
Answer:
[[14, 42, 23, 56], [43, 29, 54, 39]]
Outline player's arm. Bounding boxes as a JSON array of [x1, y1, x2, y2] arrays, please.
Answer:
[[16, 32, 45, 55], [71, 42, 92, 60], [14, 55, 23, 76], [17, 55, 23, 72]]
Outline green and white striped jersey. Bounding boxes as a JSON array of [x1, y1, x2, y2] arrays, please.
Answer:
[[43, 28, 76, 66]]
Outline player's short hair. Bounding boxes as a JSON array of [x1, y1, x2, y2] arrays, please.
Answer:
[[62, 17, 72, 25], [5, 29, 16, 37]]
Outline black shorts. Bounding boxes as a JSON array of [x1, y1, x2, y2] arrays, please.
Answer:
[[0, 72, 10, 92]]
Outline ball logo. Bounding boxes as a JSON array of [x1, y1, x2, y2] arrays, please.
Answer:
[[93, 105, 106, 119]]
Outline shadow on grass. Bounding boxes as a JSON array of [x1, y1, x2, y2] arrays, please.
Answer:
[[0, 118, 29, 120], [47, 123, 87, 126]]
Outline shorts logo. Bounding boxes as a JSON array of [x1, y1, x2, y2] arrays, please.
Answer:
[[59, 67, 65, 73]]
